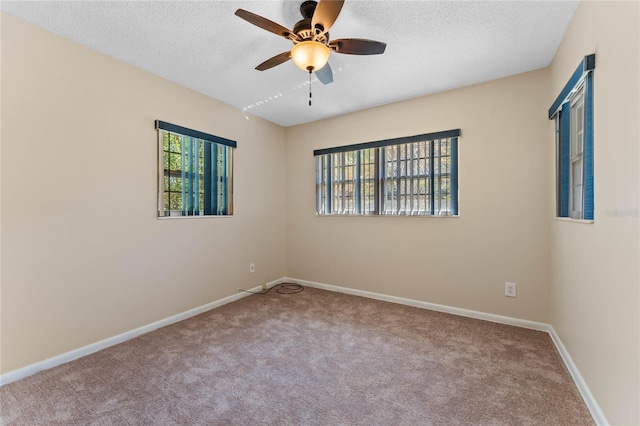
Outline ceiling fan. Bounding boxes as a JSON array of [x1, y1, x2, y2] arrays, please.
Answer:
[[235, 0, 386, 86]]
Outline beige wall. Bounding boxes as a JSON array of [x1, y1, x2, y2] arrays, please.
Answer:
[[285, 69, 552, 323], [548, 2, 640, 424], [0, 13, 287, 373]]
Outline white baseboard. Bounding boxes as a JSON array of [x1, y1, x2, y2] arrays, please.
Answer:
[[285, 276, 607, 425], [0, 277, 285, 386], [548, 326, 608, 426], [1, 276, 607, 426], [285, 277, 549, 331]]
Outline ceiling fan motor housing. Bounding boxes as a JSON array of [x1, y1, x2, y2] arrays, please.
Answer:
[[293, 19, 328, 43], [295, 1, 328, 43]]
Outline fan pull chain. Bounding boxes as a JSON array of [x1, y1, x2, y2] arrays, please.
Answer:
[[308, 69, 312, 106]]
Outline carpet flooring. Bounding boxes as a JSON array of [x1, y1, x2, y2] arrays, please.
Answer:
[[1, 285, 594, 425]]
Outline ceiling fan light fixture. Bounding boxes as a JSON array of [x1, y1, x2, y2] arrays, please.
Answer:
[[291, 41, 330, 72]]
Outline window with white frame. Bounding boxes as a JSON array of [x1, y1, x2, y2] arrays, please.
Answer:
[[315, 130, 460, 216], [549, 54, 594, 220], [156, 121, 235, 217], [569, 87, 585, 219]]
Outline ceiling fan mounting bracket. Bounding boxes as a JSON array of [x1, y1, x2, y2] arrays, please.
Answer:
[[300, 1, 318, 19]]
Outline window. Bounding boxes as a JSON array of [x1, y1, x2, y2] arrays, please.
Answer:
[[549, 54, 595, 220], [156, 120, 236, 217], [315, 130, 460, 216]]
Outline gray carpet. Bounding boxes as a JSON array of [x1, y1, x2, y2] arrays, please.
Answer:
[[1, 285, 593, 425]]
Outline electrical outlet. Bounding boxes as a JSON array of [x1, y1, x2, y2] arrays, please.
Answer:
[[262, 283, 267, 291], [505, 282, 517, 298], [249, 263, 255, 273]]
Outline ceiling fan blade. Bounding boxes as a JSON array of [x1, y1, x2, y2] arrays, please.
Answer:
[[235, 9, 296, 40], [315, 63, 333, 84], [329, 38, 387, 55], [311, 0, 345, 38], [255, 51, 292, 71]]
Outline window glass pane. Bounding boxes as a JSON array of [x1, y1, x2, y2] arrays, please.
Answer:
[[170, 177, 181, 191], [572, 185, 582, 212], [169, 193, 182, 211], [440, 176, 450, 215], [571, 159, 583, 214], [572, 159, 583, 186], [570, 89, 584, 157], [169, 136, 180, 153]]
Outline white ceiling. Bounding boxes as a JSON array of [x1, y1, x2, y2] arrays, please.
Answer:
[[1, 0, 579, 127]]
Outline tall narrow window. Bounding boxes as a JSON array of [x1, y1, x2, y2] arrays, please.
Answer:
[[156, 121, 236, 217], [549, 54, 594, 221], [315, 130, 460, 216]]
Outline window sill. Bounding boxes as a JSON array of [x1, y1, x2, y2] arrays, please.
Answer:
[[555, 217, 594, 224], [316, 214, 460, 218], [157, 215, 233, 220]]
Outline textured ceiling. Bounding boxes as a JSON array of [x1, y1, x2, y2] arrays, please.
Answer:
[[1, 0, 579, 127]]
